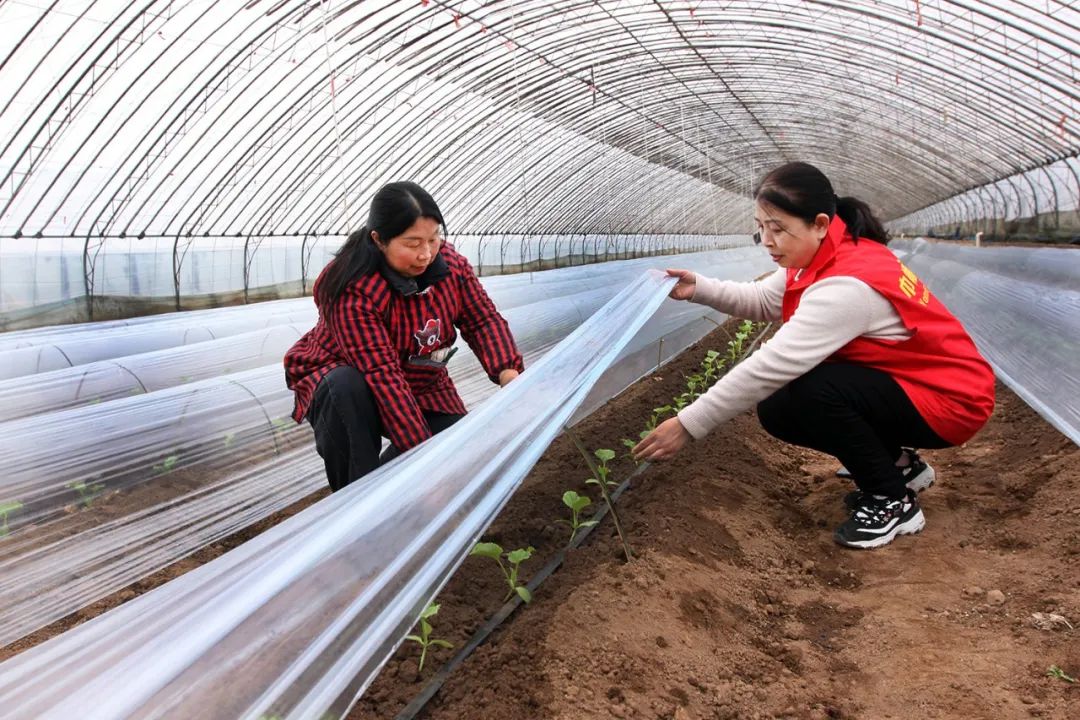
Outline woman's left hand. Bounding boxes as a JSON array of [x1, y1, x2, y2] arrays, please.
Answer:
[[498, 369, 520, 387], [633, 417, 691, 462]]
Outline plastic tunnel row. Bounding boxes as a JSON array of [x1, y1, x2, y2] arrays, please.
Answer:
[[2, 238, 1076, 718], [888, 157, 1080, 241], [5, 234, 1076, 719], [0, 246, 773, 649], [0, 235, 751, 371], [0, 272, 686, 719], [891, 239, 1080, 445]]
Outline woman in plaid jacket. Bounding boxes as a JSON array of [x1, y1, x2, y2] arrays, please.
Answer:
[[285, 182, 524, 491]]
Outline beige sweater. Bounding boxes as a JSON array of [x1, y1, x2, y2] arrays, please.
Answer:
[[677, 268, 912, 440]]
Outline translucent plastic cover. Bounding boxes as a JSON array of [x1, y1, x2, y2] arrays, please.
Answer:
[[892, 239, 1079, 445], [0, 271, 679, 719], [0, 247, 773, 649]]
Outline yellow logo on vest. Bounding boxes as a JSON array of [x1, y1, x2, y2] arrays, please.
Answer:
[[898, 264, 930, 305]]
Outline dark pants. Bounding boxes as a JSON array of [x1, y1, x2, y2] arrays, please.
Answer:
[[756, 364, 950, 499], [307, 366, 463, 491]]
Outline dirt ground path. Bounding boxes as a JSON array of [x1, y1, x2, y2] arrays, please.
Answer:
[[2, 322, 1075, 720], [354, 326, 1079, 720]]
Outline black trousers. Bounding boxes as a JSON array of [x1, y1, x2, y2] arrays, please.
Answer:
[[307, 366, 464, 491], [756, 363, 951, 499]]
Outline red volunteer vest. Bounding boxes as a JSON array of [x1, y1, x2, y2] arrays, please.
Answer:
[[783, 216, 995, 445]]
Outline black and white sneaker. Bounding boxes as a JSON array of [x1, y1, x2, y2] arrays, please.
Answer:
[[842, 449, 936, 511], [834, 492, 925, 549]]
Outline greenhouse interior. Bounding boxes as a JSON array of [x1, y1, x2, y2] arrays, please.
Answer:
[[0, 1, 1076, 719]]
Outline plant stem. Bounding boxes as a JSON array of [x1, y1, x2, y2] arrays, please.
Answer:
[[565, 428, 633, 562]]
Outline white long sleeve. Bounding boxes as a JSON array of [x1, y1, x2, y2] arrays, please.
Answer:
[[689, 268, 786, 322], [677, 275, 912, 440]]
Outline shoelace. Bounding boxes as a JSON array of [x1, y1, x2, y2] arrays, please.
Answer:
[[854, 497, 904, 525]]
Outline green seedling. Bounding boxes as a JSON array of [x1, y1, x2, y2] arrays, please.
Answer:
[[645, 405, 673, 433], [558, 490, 598, 545], [153, 454, 180, 474], [67, 480, 106, 508], [223, 431, 237, 449], [405, 602, 453, 673], [567, 432, 633, 562], [585, 448, 618, 490], [621, 437, 642, 465], [470, 542, 534, 603], [701, 349, 724, 384], [1047, 665, 1077, 684], [727, 319, 756, 363], [0, 500, 23, 537]]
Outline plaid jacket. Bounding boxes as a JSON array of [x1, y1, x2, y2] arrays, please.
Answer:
[[284, 244, 523, 451]]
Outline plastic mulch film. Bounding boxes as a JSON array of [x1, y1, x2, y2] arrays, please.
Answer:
[[0, 297, 310, 351], [891, 239, 1080, 446], [0, 324, 308, 421], [0, 271, 677, 720], [0, 304, 317, 381], [0, 249, 772, 649]]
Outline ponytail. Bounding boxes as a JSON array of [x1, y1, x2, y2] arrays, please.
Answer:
[[836, 196, 890, 245], [755, 162, 890, 245], [315, 225, 380, 311]]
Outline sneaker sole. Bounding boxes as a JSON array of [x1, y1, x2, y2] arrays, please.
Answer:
[[834, 509, 926, 549], [905, 465, 935, 493]]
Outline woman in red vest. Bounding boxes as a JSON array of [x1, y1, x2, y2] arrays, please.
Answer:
[[284, 182, 523, 491], [633, 161, 994, 549]]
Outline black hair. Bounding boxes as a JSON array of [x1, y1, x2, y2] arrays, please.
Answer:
[[753, 161, 889, 245], [315, 181, 446, 309]]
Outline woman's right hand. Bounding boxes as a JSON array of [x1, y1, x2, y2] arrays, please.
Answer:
[[666, 269, 696, 301]]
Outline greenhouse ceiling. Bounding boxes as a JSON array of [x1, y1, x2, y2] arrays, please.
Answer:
[[0, 0, 1076, 238]]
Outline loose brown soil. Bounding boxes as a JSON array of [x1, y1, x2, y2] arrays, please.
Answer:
[[3, 321, 1077, 720], [351, 325, 1080, 720]]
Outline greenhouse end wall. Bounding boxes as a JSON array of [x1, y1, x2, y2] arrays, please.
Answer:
[[0, 233, 750, 331]]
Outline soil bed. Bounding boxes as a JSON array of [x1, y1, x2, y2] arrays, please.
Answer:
[[2, 321, 1077, 720], [352, 324, 1080, 720]]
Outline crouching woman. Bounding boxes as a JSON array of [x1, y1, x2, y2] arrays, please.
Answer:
[[285, 182, 523, 491], [634, 162, 994, 549]]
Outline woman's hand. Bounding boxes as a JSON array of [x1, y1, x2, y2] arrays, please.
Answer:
[[632, 417, 691, 462], [498, 368, 520, 387], [666, 269, 697, 301]]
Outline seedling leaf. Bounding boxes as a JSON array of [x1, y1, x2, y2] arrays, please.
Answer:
[[507, 547, 533, 565], [471, 542, 503, 559]]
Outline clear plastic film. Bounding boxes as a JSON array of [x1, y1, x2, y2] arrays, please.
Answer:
[[0, 324, 308, 421], [0, 247, 772, 650], [0, 306, 317, 381], [0, 271, 678, 720], [0, 246, 758, 380], [0, 366, 305, 536], [891, 239, 1080, 445], [0, 297, 312, 351]]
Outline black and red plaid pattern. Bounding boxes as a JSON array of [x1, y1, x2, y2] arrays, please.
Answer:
[[284, 245, 523, 452]]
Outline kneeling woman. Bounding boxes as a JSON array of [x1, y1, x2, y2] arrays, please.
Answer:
[[634, 162, 994, 549], [285, 182, 523, 491]]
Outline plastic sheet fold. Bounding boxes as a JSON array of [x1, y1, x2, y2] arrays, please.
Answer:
[[0, 272, 678, 719], [0, 247, 773, 649], [892, 239, 1080, 445]]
